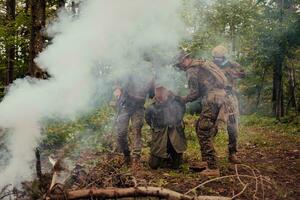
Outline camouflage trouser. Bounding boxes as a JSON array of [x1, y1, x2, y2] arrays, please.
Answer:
[[227, 119, 238, 154], [227, 94, 239, 154], [116, 107, 144, 157], [196, 101, 221, 169]]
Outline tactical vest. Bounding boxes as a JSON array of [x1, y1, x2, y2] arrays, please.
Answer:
[[190, 60, 229, 92]]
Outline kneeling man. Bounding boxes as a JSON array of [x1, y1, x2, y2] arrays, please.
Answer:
[[145, 85, 187, 169]]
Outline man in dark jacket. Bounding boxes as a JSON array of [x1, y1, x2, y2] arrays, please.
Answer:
[[145, 85, 187, 169]]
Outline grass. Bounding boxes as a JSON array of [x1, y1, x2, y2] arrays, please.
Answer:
[[37, 110, 299, 199], [41, 107, 300, 164]]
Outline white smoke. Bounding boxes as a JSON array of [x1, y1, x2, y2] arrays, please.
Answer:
[[0, 0, 187, 187]]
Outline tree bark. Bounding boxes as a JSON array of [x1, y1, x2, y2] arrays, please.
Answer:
[[28, 0, 47, 78], [286, 64, 297, 111], [272, 53, 284, 119], [5, 0, 16, 85], [47, 187, 230, 200], [256, 67, 267, 109]]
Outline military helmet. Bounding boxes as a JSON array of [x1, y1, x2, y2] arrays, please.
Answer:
[[174, 51, 191, 68], [177, 51, 191, 62], [212, 45, 228, 57]]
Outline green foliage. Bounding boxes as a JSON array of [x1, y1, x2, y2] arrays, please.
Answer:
[[41, 105, 116, 154], [241, 113, 300, 134], [0, 0, 63, 99], [182, 0, 300, 116]]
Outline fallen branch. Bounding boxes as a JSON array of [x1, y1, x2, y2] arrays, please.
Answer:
[[235, 164, 245, 187], [238, 164, 259, 199], [0, 184, 13, 200], [185, 174, 272, 196], [185, 164, 274, 200], [46, 186, 230, 200], [35, 148, 42, 185], [231, 183, 249, 199]]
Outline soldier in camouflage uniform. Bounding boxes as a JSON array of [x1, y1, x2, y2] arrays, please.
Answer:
[[212, 45, 245, 163], [176, 53, 235, 176], [145, 85, 186, 169], [114, 73, 154, 166]]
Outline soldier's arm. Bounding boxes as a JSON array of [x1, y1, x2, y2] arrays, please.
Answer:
[[148, 79, 155, 99], [230, 61, 245, 78], [145, 107, 154, 127], [183, 71, 201, 103]]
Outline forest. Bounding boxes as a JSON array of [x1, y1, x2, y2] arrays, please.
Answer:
[[0, 0, 299, 200]]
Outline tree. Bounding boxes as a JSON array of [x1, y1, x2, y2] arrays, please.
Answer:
[[183, 0, 300, 118], [5, 0, 15, 85], [28, 0, 47, 78]]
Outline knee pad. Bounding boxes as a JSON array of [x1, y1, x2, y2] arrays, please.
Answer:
[[197, 117, 214, 131]]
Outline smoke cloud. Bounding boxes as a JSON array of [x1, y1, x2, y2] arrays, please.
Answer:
[[0, 0, 187, 187]]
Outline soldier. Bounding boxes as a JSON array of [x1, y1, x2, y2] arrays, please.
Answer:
[[212, 45, 245, 163], [114, 72, 154, 168], [176, 52, 235, 176], [145, 85, 187, 169]]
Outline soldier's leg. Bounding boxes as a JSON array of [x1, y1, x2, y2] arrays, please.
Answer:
[[196, 103, 219, 169], [116, 109, 131, 159], [131, 108, 144, 158], [227, 114, 238, 154], [227, 94, 241, 163]]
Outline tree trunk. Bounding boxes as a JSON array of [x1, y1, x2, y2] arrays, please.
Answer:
[[286, 64, 297, 111], [28, 0, 47, 78], [256, 67, 267, 109], [272, 54, 284, 119], [5, 0, 16, 85]]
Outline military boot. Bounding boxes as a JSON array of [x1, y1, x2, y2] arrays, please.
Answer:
[[199, 168, 220, 177], [149, 155, 162, 169], [228, 153, 241, 164]]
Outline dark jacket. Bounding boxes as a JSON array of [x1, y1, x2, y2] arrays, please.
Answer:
[[145, 94, 186, 158]]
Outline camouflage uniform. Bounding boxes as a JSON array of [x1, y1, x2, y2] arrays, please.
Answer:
[[213, 58, 244, 155], [116, 75, 154, 158], [183, 60, 234, 169], [145, 94, 186, 169]]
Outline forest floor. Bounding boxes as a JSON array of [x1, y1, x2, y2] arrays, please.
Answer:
[[2, 114, 299, 200], [118, 115, 298, 199]]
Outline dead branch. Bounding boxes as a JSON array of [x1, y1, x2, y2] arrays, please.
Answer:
[[185, 164, 274, 200], [46, 186, 230, 200], [35, 148, 42, 184], [185, 175, 249, 195], [234, 164, 245, 187], [238, 164, 258, 199], [185, 174, 272, 195], [0, 184, 13, 200], [231, 183, 249, 199]]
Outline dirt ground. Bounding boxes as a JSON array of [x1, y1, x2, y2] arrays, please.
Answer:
[[1, 116, 299, 200], [49, 120, 299, 200]]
